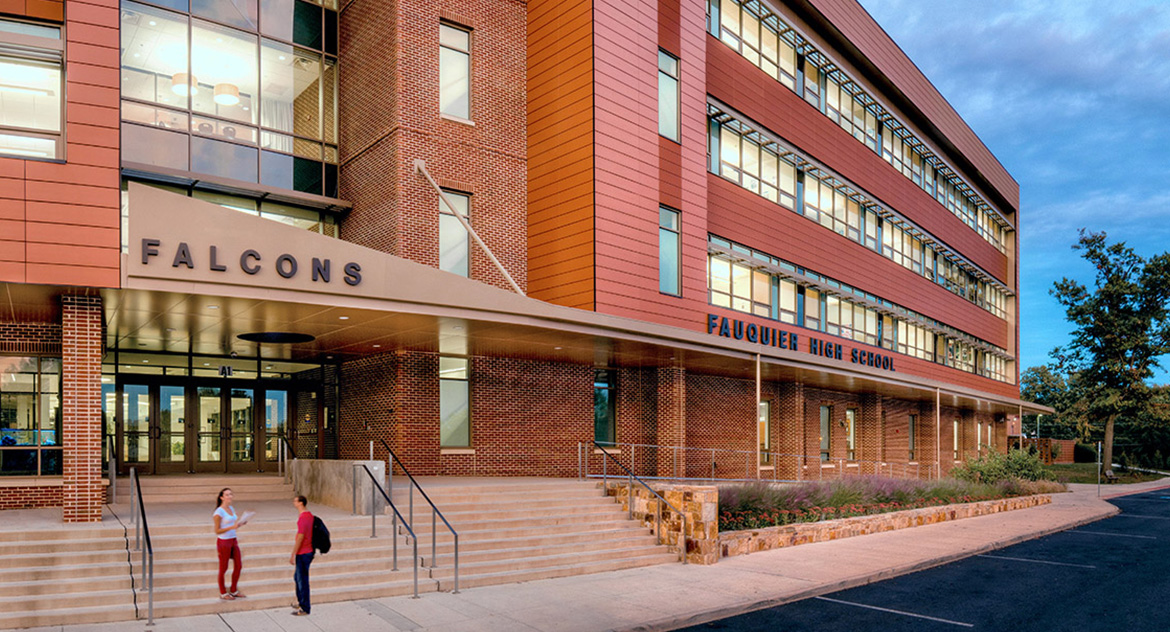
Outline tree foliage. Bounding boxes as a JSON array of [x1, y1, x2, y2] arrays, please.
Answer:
[[1048, 230, 1170, 469]]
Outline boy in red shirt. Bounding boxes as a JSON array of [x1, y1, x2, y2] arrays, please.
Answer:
[[290, 495, 314, 616]]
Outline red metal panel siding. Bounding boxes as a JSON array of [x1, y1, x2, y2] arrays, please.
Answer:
[[707, 39, 1008, 284], [527, 0, 596, 309], [803, 0, 1019, 213], [592, 0, 711, 329]]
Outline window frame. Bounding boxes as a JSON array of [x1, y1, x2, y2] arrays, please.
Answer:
[[0, 19, 65, 162], [593, 369, 616, 446], [658, 206, 681, 296], [439, 355, 471, 448], [657, 50, 680, 142], [438, 189, 471, 277], [439, 21, 472, 121]]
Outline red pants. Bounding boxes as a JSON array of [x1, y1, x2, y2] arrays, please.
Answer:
[[216, 537, 242, 595]]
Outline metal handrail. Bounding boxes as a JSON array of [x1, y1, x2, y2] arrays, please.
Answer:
[[353, 464, 421, 598], [581, 440, 939, 482], [129, 468, 154, 624], [277, 435, 296, 483], [106, 435, 116, 504], [589, 441, 687, 564], [378, 439, 459, 593]]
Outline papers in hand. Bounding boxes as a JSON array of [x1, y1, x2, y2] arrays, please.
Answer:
[[238, 511, 256, 526]]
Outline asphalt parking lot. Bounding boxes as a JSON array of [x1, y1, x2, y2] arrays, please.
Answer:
[[678, 489, 1170, 631]]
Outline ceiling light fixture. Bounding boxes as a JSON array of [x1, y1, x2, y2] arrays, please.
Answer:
[[338, 316, 349, 320], [213, 83, 240, 106], [207, 304, 219, 309], [372, 344, 381, 348], [171, 73, 198, 96]]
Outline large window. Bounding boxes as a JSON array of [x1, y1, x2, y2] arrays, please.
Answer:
[[124, 181, 340, 238], [439, 190, 470, 277], [120, 0, 339, 197], [0, 357, 61, 476], [657, 51, 680, 142], [845, 408, 856, 460], [819, 405, 830, 461], [953, 419, 960, 460], [659, 206, 681, 295], [439, 357, 470, 448], [0, 18, 64, 160], [908, 414, 917, 461], [439, 23, 470, 120], [758, 400, 771, 465], [593, 369, 616, 446]]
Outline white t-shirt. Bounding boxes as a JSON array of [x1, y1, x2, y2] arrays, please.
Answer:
[[214, 506, 238, 540]]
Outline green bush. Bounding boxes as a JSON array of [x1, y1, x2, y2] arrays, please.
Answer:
[[952, 448, 1051, 484], [1074, 442, 1097, 463]]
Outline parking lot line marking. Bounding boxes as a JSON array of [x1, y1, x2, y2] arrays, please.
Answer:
[[1115, 514, 1170, 520], [977, 554, 1096, 569], [813, 597, 974, 627], [1070, 530, 1156, 540]]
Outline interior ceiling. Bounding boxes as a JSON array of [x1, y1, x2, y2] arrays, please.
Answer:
[[1, 283, 1037, 415]]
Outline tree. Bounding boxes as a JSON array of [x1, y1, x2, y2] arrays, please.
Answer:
[[1050, 230, 1170, 470], [1019, 364, 1082, 440]]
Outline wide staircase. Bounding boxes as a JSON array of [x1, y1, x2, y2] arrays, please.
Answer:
[[389, 477, 679, 591], [0, 474, 677, 627], [0, 520, 137, 629]]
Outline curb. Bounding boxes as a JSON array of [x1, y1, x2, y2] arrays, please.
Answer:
[[1100, 481, 1170, 500], [623, 502, 1119, 632]]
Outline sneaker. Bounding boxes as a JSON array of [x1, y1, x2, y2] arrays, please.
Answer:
[[291, 609, 309, 616]]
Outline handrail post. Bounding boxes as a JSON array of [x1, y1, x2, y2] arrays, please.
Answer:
[[656, 497, 661, 546], [431, 508, 437, 568], [352, 465, 357, 516], [710, 448, 715, 480], [147, 548, 154, 625], [577, 442, 582, 480], [682, 514, 688, 565], [631, 444, 635, 477], [371, 479, 377, 537], [453, 533, 460, 594], [411, 534, 419, 599], [602, 447, 607, 495], [132, 468, 140, 550], [627, 473, 633, 519]]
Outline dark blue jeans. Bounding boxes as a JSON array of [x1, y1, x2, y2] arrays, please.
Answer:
[[294, 552, 314, 613]]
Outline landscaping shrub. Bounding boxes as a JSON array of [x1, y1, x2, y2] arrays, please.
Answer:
[[718, 474, 1065, 532], [951, 448, 1052, 483]]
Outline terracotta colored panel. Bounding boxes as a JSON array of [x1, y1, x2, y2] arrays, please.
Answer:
[[25, 162, 118, 188], [26, 221, 118, 248], [26, 201, 120, 228], [65, 1, 118, 27], [0, 175, 24, 200], [25, 262, 119, 287], [0, 199, 23, 222], [0, 0, 25, 17], [56, 143, 119, 167], [65, 102, 119, 129], [65, 42, 119, 68], [64, 82, 119, 109], [66, 22, 119, 49], [0, 157, 24, 178], [0, 260, 24, 283], [26, 241, 119, 267], [0, 236, 25, 261], [24, 0, 61, 21], [25, 181, 119, 208], [65, 121, 120, 148], [62, 61, 120, 89]]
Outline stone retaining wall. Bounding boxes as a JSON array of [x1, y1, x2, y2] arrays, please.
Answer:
[[604, 482, 720, 564], [720, 494, 1052, 558]]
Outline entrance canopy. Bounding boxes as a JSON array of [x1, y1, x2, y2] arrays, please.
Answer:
[[3, 183, 1053, 417]]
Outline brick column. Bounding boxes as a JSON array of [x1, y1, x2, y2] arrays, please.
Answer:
[[62, 295, 103, 523], [776, 382, 803, 480], [654, 366, 685, 478], [394, 350, 440, 475], [860, 393, 882, 474]]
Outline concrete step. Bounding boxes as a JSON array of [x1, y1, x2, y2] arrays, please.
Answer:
[[434, 552, 680, 591], [426, 544, 671, 579], [0, 586, 133, 613], [396, 517, 641, 542], [0, 561, 131, 584], [0, 574, 134, 599], [419, 535, 663, 567], [0, 536, 130, 556], [0, 526, 126, 542], [409, 502, 628, 524], [147, 564, 424, 602], [140, 556, 420, 589], [136, 544, 414, 573], [0, 602, 138, 630]]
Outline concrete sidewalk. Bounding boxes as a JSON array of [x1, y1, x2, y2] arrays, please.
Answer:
[[22, 478, 1170, 632]]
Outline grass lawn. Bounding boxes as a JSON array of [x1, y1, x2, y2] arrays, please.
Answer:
[[1046, 463, 1167, 485]]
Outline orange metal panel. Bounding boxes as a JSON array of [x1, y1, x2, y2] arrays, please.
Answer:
[[26, 262, 119, 287]]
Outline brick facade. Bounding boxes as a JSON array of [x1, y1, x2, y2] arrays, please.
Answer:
[[61, 295, 103, 522]]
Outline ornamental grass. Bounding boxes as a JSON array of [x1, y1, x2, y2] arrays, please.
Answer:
[[718, 475, 1064, 532]]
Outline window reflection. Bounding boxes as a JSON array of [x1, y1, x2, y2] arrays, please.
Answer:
[[191, 0, 256, 30]]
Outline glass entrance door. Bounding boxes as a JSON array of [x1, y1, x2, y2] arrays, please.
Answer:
[[262, 390, 288, 470], [227, 388, 256, 473], [121, 383, 152, 471], [157, 385, 188, 473], [195, 386, 222, 472]]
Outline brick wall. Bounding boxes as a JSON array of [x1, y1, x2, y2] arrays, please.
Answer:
[[339, 0, 528, 293], [0, 321, 62, 355], [61, 295, 102, 522]]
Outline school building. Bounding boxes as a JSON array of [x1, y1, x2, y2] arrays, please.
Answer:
[[0, 0, 1048, 522]]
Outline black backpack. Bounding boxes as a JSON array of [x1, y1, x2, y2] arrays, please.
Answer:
[[312, 515, 331, 554]]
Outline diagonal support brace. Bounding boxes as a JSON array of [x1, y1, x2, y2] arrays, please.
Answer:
[[413, 159, 525, 296]]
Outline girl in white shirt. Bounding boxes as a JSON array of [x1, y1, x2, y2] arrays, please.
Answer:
[[213, 488, 247, 600]]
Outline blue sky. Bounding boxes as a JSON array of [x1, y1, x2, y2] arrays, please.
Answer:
[[858, 0, 1170, 383]]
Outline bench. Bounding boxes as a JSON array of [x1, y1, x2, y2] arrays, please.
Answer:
[[1103, 469, 1120, 484]]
